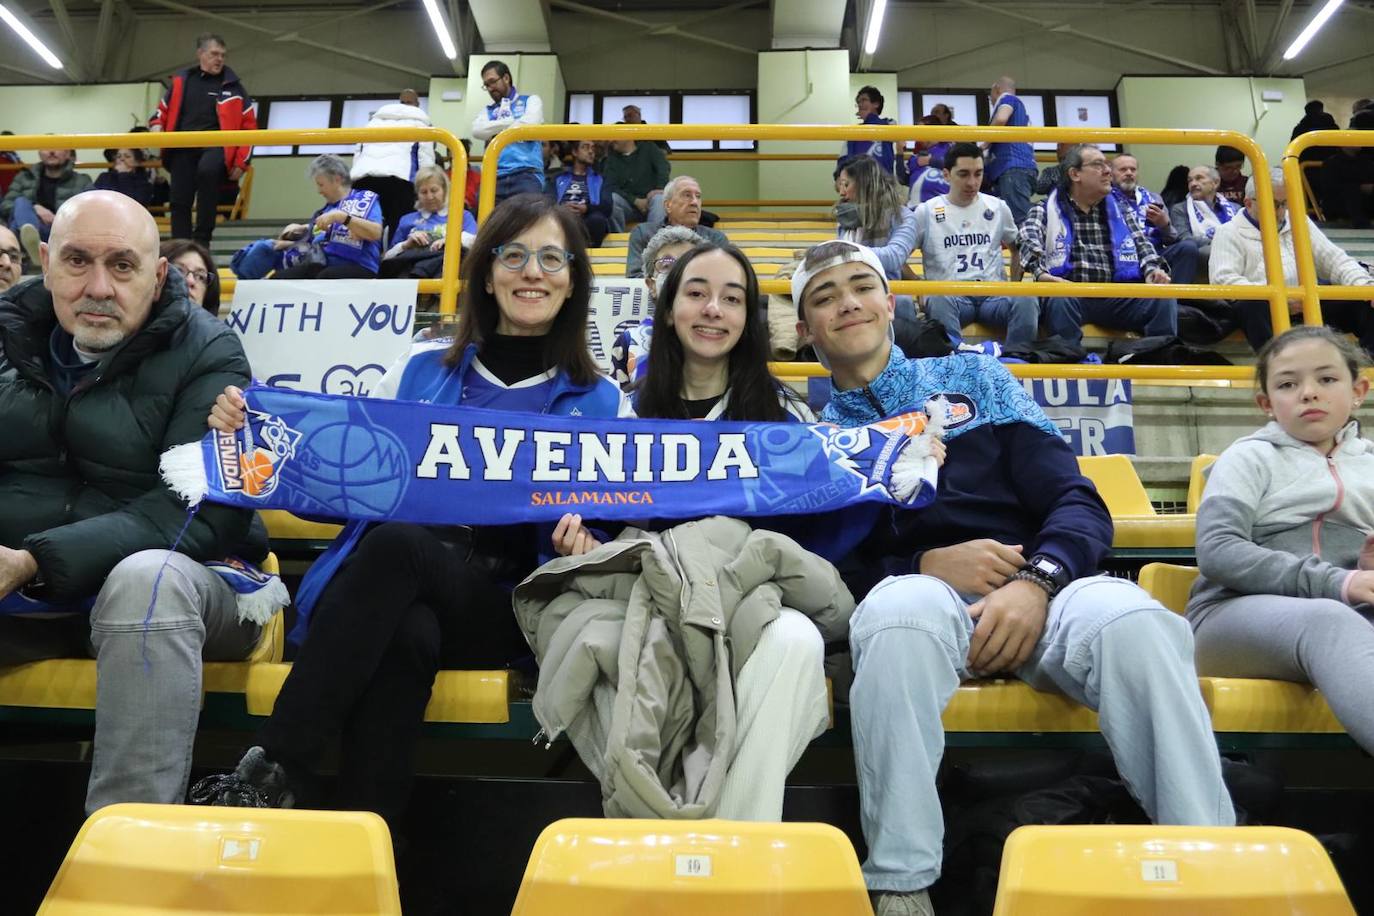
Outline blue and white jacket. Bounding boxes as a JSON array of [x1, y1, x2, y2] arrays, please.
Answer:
[[287, 340, 622, 648], [472, 87, 545, 178], [820, 346, 1113, 600]]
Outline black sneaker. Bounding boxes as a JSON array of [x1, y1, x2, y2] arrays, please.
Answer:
[[189, 746, 296, 808]]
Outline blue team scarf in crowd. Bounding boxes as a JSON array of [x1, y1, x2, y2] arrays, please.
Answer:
[[1044, 188, 1142, 282], [159, 386, 945, 525]]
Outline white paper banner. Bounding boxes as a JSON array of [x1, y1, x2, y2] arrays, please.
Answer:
[[227, 279, 418, 397], [586, 278, 653, 373]]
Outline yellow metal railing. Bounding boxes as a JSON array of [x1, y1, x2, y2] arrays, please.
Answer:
[[480, 125, 1293, 366], [1283, 130, 1374, 325], [3, 128, 468, 312], [0, 158, 254, 220]]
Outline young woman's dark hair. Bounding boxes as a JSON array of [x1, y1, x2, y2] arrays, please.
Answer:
[[444, 193, 599, 386], [634, 242, 801, 423], [160, 238, 220, 315]]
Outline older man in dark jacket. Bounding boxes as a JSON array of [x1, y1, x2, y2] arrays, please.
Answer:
[[0, 190, 266, 813]]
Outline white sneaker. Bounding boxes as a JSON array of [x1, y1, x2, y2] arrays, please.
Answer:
[[872, 889, 934, 916], [19, 223, 41, 268]]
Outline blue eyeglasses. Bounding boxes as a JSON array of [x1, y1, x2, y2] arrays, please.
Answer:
[[492, 243, 574, 273]]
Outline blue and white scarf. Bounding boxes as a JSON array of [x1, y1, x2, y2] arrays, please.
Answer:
[[1044, 188, 1141, 282], [160, 387, 945, 525], [1186, 195, 1240, 241]]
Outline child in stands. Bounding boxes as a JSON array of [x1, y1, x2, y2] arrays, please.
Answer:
[[1190, 325, 1374, 754]]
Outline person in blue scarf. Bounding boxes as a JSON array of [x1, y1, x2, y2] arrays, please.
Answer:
[[791, 238, 1235, 916], [1018, 143, 1179, 345], [275, 154, 385, 280], [192, 194, 622, 832]]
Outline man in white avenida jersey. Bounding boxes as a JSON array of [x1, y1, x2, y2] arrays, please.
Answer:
[[913, 142, 1039, 347]]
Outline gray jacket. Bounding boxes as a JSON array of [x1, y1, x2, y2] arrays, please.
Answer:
[[1189, 421, 1374, 623], [512, 516, 853, 818], [625, 220, 729, 278]]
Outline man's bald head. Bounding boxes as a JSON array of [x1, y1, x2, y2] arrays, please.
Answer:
[[41, 190, 168, 352], [993, 76, 1016, 96], [0, 225, 21, 292], [399, 88, 420, 107]]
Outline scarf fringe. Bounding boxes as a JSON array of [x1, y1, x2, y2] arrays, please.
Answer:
[[235, 577, 290, 626], [160, 442, 210, 508], [889, 396, 948, 503]]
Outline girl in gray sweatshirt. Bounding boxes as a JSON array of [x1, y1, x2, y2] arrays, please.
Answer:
[[1188, 326, 1374, 753]]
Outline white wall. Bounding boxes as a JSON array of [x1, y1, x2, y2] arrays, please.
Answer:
[[0, 83, 163, 161]]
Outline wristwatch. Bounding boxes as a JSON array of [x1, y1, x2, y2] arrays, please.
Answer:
[[1010, 554, 1072, 599], [343, 213, 353, 227]]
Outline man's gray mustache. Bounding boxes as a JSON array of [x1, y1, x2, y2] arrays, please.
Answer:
[[77, 300, 119, 317]]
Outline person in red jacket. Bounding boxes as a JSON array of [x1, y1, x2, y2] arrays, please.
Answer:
[[149, 32, 257, 244]]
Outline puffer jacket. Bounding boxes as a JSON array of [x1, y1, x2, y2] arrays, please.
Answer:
[[513, 516, 853, 819], [0, 272, 265, 602], [0, 160, 92, 222], [350, 102, 436, 183]]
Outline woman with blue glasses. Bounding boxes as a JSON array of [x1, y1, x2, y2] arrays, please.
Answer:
[[193, 194, 622, 841]]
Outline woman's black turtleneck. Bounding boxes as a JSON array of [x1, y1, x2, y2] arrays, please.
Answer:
[[477, 333, 550, 385]]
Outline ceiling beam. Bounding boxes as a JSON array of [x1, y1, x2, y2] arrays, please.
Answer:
[[549, 0, 757, 56], [1258, 0, 1295, 72], [91, 0, 116, 80], [45, 0, 88, 81], [770, 0, 844, 50]]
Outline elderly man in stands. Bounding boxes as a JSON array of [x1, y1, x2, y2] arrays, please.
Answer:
[[624, 176, 727, 278], [0, 226, 21, 290], [1111, 153, 1200, 284], [982, 76, 1038, 224], [1020, 143, 1178, 344], [471, 60, 545, 202], [0, 190, 268, 813], [602, 136, 670, 231], [549, 140, 614, 248], [1169, 165, 1240, 273], [1211, 168, 1374, 353], [1, 148, 92, 267]]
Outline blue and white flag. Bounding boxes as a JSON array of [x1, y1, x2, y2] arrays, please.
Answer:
[[160, 387, 945, 525]]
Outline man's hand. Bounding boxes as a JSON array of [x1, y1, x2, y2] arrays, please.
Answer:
[[1146, 269, 1171, 285], [967, 578, 1050, 675], [34, 204, 54, 225], [564, 201, 588, 215], [408, 230, 432, 249], [920, 539, 1025, 596], [1145, 202, 1169, 228], [1035, 272, 1071, 283], [113, 159, 134, 174], [0, 546, 39, 601], [228, 166, 244, 182]]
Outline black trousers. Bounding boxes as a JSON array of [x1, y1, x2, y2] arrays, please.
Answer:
[[352, 175, 416, 247], [1236, 298, 1374, 355], [259, 522, 527, 826], [167, 147, 227, 243], [274, 260, 377, 281], [581, 211, 610, 248]]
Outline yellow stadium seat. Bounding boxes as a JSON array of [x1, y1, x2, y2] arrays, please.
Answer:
[[1187, 453, 1219, 514], [992, 825, 1355, 915], [1136, 562, 1200, 614], [260, 509, 343, 544], [510, 818, 871, 915], [1077, 455, 1195, 548], [942, 680, 1100, 732], [245, 663, 513, 724], [0, 554, 285, 710], [39, 803, 401, 915]]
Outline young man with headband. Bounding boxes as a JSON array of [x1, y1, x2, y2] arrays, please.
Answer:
[[792, 240, 1234, 916]]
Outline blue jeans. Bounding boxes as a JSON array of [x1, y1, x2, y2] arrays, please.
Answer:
[[494, 168, 544, 203], [849, 574, 1234, 893], [10, 196, 51, 241], [925, 294, 1039, 346], [611, 191, 666, 231], [992, 167, 1037, 225], [1043, 294, 1178, 343]]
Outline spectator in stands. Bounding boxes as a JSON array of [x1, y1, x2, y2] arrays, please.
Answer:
[[273, 154, 383, 280], [0, 190, 267, 814], [1189, 325, 1374, 758], [839, 85, 899, 178], [350, 88, 435, 245], [791, 238, 1234, 916], [0, 225, 21, 290], [621, 104, 672, 153], [161, 238, 220, 316], [1034, 142, 1076, 196], [0, 132, 20, 196], [1169, 165, 1239, 272], [1215, 146, 1247, 206], [472, 60, 545, 202], [835, 156, 923, 351], [1292, 99, 1340, 166], [1210, 169, 1374, 353], [641, 225, 701, 303], [550, 140, 614, 247], [1322, 101, 1374, 228], [914, 143, 1037, 347], [602, 136, 670, 231], [906, 124, 950, 206], [982, 76, 1038, 224], [94, 148, 154, 207], [1159, 164, 1191, 209], [929, 103, 955, 125], [624, 176, 727, 278], [381, 165, 476, 279], [1112, 153, 1200, 284], [1, 147, 92, 268], [1020, 143, 1177, 344], [149, 33, 256, 245], [193, 195, 622, 835]]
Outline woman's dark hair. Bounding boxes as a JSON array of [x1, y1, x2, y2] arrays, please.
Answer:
[[857, 84, 885, 114], [444, 193, 599, 386], [1160, 165, 1191, 206], [634, 243, 800, 423], [160, 238, 219, 315], [1255, 325, 1368, 394]]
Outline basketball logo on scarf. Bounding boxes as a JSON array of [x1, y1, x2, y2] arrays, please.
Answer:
[[215, 409, 302, 498], [812, 408, 935, 502]]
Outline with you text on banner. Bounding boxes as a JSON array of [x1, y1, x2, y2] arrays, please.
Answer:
[[159, 387, 945, 526]]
